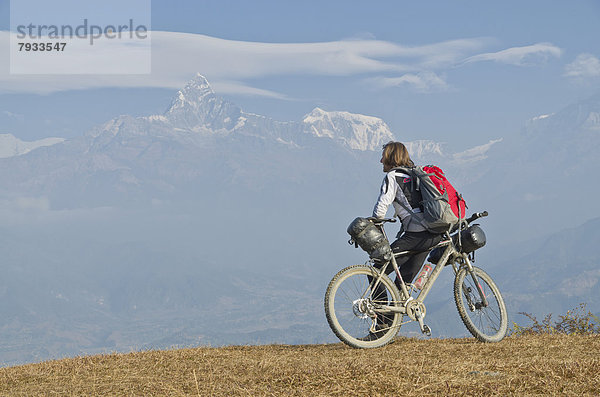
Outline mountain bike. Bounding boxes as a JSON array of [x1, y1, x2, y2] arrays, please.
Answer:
[[324, 211, 508, 348]]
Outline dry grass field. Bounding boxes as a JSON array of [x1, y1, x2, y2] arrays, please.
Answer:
[[0, 334, 598, 396]]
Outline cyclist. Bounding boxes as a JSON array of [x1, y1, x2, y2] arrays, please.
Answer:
[[372, 142, 443, 300]]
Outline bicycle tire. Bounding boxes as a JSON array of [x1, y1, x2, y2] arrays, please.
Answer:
[[454, 266, 508, 342], [324, 264, 402, 348]]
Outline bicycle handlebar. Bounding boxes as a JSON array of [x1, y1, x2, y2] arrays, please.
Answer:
[[465, 211, 488, 224], [367, 217, 397, 225], [366, 212, 486, 229]]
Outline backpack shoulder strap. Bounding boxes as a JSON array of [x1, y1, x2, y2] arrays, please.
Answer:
[[391, 166, 412, 175], [395, 199, 427, 231], [393, 166, 428, 191], [391, 168, 427, 229]]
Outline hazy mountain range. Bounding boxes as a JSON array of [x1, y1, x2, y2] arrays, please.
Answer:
[[0, 74, 598, 366], [0, 74, 498, 199]]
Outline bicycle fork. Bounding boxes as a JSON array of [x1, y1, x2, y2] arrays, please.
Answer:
[[455, 254, 489, 309]]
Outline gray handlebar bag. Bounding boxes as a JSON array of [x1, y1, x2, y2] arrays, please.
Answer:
[[347, 217, 393, 261]]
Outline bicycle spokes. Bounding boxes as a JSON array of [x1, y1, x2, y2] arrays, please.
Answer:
[[325, 265, 403, 348], [454, 266, 507, 342], [472, 274, 489, 307]]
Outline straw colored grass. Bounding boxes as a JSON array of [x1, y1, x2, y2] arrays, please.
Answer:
[[0, 334, 598, 396]]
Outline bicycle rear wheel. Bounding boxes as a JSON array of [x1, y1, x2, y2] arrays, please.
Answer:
[[324, 264, 402, 348], [454, 266, 508, 342]]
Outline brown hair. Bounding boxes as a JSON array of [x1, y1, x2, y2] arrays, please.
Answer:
[[382, 141, 414, 169]]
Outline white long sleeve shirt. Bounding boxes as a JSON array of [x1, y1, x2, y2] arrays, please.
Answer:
[[372, 169, 426, 232]]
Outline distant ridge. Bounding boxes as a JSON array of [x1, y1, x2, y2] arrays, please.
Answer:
[[0, 133, 64, 158], [0, 73, 502, 206]]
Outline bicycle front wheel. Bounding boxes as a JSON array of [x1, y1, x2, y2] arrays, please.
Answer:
[[324, 264, 402, 348], [454, 266, 508, 342]]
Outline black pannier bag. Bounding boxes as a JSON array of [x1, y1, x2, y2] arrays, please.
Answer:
[[347, 217, 393, 261], [458, 224, 486, 253], [427, 224, 486, 264]]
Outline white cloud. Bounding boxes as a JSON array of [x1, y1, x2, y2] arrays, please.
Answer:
[[368, 72, 449, 93], [210, 81, 290, 100], [0, 31, 485, 95], [464, 43, 562, 66], [0, 31, 561, 97], [565, 53, 600, 78]]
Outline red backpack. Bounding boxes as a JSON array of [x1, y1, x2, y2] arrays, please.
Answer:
[[394, 165, 466, 233], [422, 165, 466, 221]]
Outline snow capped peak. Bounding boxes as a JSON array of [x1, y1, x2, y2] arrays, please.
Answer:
[[531, 114, 552, 121], [404, 140, 445, 160], [189, 73, 213, 93], [164, 74, 241, 131], [452, 139, 502, 163], [84, 74, 488, 158], [524, 94, 600, 136], [303, 107, 385, 125], [302, 107, 395, 151], [0, 133, 64, 158], [194, 72, 209, 81], [166, 74, 215, 114], [304, 107, 329, 118]]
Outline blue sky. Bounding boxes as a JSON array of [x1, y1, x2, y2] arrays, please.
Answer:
[[1, 0, 599, 149]]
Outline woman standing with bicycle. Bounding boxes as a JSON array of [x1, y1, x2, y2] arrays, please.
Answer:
[[372, 141, 443, 287], [324, 141, 508, 346]]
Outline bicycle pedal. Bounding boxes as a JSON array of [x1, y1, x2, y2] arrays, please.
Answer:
[[421, 324, 432, 337], [414, 306, 429, 334]]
